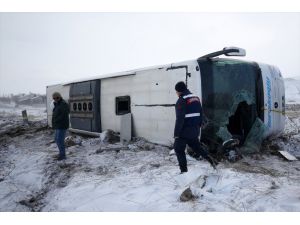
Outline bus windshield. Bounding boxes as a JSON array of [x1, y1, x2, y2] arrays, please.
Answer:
[[198, 58, 264, 152]]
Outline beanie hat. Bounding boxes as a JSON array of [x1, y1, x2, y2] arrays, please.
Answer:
[[175, 81, 187, 92], [52, 92, 62, 99]]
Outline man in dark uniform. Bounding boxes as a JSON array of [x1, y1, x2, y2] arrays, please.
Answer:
[[52, 92, 69, 160], [174, 81, 217, 173]]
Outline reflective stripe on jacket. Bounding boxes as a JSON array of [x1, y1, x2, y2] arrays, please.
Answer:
[[174, 90, 203, 139]]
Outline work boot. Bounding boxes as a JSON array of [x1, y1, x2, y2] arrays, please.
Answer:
[[180, 166, 188, 174], [53, 154, 60, 159], [57, 156, 66, 161], [53, 154, 66, 161]]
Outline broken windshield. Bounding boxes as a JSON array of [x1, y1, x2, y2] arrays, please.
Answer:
[[198, 58, 264, 152]]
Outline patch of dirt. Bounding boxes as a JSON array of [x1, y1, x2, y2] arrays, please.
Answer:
[[228, 161, 283, 177], [18, 160, 77, 211], [97, 166, 109, 175], [180, 187, 198, 202], [102, 129, 120, 144], [0, 120, 48, 139]]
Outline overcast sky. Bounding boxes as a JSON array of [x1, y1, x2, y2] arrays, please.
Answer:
[[0, 12, 299, 95]]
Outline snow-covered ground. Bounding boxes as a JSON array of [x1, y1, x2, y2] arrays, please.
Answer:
[[284, 76, 300, 104], [0, 100, 300, 212]]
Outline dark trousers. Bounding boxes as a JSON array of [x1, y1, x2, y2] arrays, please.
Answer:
[[174, 137, 208, 172], [55, 129, 67, 158]]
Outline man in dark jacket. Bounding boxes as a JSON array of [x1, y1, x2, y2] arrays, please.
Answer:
[[174, 81, 217, 173], [52, 92, 69, 160]]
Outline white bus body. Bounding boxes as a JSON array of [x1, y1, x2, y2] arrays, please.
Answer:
[[46, 47, 285, 148]]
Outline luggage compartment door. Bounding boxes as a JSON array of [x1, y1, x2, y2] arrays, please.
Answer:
[[69, 80, 101, 132]]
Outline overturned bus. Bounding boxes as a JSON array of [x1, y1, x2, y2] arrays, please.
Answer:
[[46, 47, 285, 153]]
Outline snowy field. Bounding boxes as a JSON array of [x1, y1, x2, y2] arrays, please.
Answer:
[[0, 102, 46, 124], [0, 100, 300, 212], [285, 77, 300, 104]]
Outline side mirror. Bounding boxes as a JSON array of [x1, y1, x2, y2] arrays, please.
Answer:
[[198, 46, 246, 60], [223, 47, 246, 57]]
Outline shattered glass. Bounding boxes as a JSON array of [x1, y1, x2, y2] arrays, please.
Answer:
[[198, 58, 264, 154], [239, 118, 267, 154], [216, 126, 232, 141], [216, 90, 256, 141]]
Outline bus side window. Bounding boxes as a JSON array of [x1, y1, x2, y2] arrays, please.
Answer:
[[116, 96, 131, 115]]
